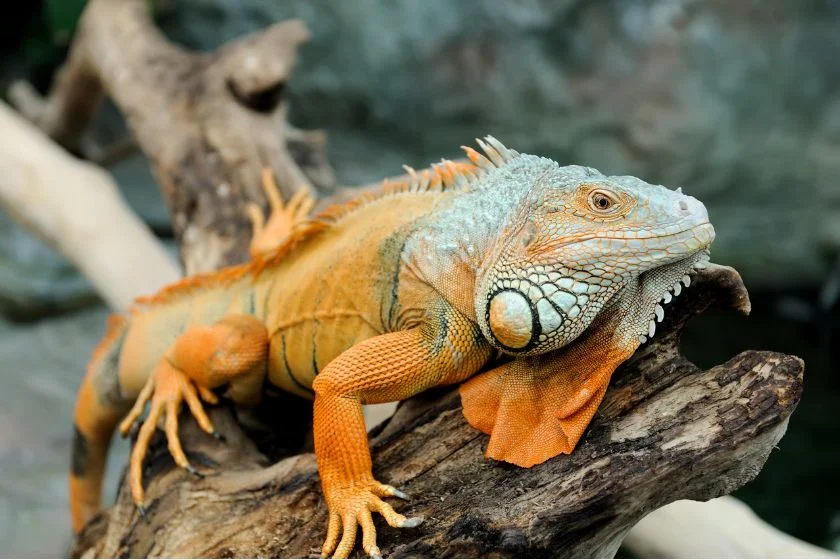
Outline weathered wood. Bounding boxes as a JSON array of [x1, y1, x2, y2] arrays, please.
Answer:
[[72, 264, 803, 558], [9, 0, 336, 274], [624, 497, 834, 558]]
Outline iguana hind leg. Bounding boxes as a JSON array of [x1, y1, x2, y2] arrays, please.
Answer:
[[121, 314, 269, 510], [246, 167, 315, 258]]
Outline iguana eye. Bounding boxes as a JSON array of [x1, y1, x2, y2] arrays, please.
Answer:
[[588, 190, 619, 213], [593, 194, 610, 209], [574, 184, 635, 221]]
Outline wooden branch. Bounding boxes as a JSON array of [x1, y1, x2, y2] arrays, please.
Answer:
[[0, 100, 180, 311], [72, 264, 804, 558], [623, 497, 836, 558], [9, 0, 336, 274]]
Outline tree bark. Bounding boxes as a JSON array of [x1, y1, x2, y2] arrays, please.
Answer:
[[72, 264, 804, 558], [9, 0, 335, 275]]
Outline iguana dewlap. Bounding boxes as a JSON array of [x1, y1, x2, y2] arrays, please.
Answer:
[[69, 137, 714, 558]]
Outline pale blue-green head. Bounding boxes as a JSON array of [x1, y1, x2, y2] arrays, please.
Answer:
[[469, 137, 714, 355]]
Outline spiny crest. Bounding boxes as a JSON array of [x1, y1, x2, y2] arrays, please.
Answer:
[[131, 261, 254, 309], [131, 135, 520, 310], [462, 135, 520, 173], [311, 155, 484, 226], [271, 136, 520, 255], [381, 134, 520, 194], [316, 134, 519, 224], [131, 219, 332, 310], [396, 159, 478, 193]]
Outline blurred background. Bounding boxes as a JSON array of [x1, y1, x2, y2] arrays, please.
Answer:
[[0, 0, 838, 556]]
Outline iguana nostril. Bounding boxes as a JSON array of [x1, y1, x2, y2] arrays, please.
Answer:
[[679, 200, 689, 213]]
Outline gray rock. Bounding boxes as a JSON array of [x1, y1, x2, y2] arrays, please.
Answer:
[[155, 0, 840, 289], [0, 211, 98, 320]]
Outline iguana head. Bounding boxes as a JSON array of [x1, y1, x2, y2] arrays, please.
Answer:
[[470, 137, 714, 356]]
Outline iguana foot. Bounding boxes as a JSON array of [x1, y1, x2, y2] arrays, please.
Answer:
[[320, 480, 421, 559], [118, 361, 219, 508], [247, 167, 315, 258]]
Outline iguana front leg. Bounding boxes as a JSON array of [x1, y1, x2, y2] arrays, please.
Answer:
[[313, 305, 492, 559]]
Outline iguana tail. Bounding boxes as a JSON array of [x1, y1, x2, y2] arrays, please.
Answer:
[[69, 314, 131, 534]]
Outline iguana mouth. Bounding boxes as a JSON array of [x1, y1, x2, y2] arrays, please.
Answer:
[[532, 221, 715, 253], [595, 220, 714, 241]]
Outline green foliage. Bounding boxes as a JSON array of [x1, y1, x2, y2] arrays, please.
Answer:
[[17, 0, 87, 78], [9, 0, 161, 90], [43, 0, 87, 45]]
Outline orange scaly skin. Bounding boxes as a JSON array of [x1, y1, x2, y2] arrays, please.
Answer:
[[69, 137, 715, 558]]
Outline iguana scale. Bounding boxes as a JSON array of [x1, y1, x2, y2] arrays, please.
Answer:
[[69, 137, 714, 558]]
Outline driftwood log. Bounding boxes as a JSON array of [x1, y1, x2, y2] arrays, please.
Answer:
[[72, 264, 804, 558], [9, 0, 335, 274]]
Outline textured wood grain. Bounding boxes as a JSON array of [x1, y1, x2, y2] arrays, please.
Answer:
[[73, 264, 804, 558]]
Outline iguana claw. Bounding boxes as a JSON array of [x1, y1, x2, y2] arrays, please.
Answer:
[[398, 516, 424, 528], [320, 480, 421, 559], [123, 361, 220, 512]]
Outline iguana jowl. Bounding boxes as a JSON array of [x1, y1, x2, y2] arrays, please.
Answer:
[[69, 137, 714, 558]]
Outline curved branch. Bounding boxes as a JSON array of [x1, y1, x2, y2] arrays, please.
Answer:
[[9, 0, 335, 274], [624, 497, 835, 558], [0, 101, 179, 310]]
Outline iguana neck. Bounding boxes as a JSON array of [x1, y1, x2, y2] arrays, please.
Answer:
[[605, 250, 709, 346], [401, 185, 526, 321]]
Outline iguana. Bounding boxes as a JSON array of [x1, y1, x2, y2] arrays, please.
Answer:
[[69, 137, 714, 558]]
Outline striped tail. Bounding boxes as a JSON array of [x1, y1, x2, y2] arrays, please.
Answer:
[[69, 314, 131, 534]]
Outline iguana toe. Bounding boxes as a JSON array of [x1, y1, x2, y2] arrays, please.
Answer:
[[321, 480, 422, 558]]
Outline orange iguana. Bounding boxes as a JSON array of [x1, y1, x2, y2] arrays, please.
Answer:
[[69, 137, 714, 558]]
